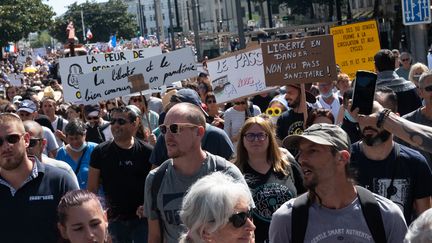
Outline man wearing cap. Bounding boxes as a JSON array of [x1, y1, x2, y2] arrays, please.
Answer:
[[84, 104, 113, 144], [149, 88, 234, 166], [269, 123, 407, 242], [350, 98, 432, 224], [17, 99, 59, 157], [87, 106, 153, 243], [276, 84, 316, 141]]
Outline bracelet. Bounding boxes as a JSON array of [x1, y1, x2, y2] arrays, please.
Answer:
[[376, 108, 391, 128]]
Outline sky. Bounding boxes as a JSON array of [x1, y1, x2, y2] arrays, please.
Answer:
[[45, 0, 107, 16]]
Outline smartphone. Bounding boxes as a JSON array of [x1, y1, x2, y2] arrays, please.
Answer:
[[351, 70, 377, 115]]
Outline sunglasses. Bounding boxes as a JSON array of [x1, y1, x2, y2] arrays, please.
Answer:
[[86, 116, 99, 120], [401, 58, 410, 62], [29, 138, 43, 148], [243, 132, 267, 142], [206, 99, 216, 104], [235, 101, 246, 105], [5, 109, 16, 113], [0, 134, 23, 146], [159, 123, 199, 135], [131, 97, 142, 103], [423, 86, 432, 92], [266, 107, 282, 116], [110, 118, 129, 125], [229, 209, 253, 228]]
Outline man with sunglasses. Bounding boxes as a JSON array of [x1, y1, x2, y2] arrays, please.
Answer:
[[374, 49, 422, 116], [88, 106, 153, 243], [17, 99, 59, 158], [84, 104, 113, 144], [396, 52, 412, 80], [0, 113, 79, 243], [270, 123, 407, 242], [144, 103, 248, 243], [23, 120, 79, 187]]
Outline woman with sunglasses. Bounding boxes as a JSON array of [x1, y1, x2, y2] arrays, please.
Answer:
[[205, 92, 224, 129], [57, 190, 112, 243], [127, 94, 158, 144], [233, 116, 304, 243], [179, 172, 255, 243], [56, 119, 97, 189]]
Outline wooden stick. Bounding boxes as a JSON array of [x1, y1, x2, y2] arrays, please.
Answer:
[[300, 83, 308, 130]]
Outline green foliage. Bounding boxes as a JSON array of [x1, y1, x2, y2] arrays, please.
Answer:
[[0, 0, 54, 47], [49, 0, 138, 43], [30, 31, 52, 48]]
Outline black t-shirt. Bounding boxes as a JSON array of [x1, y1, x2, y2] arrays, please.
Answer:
[[243, 160, 304, 243], [252, 94, 274, 113], [90, 139, 153, 220], [276, 110, 305, 141], [341, 118, 361, 144], [350, 142, 432, 223], [396, 89, 422, 116]]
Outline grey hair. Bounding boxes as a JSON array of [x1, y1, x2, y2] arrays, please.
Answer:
[[404, 208, 432, 243], [419, 70, 432, 88], [64, 118, 87, 136], [179, 172, 253, 243]]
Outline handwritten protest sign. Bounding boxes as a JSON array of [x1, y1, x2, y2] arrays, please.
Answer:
[[207, 48, 275, 104], [261, 35, 337, 86], [330, 20, 380, 79], [77, 47, 197, 104], [59, 46, 161, 103], [6, 73, 23, 87]]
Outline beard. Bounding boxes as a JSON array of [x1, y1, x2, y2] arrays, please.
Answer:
[[289, 96, 300, 109], [0, 151, 25, 171], [361, 127, 392, 146]]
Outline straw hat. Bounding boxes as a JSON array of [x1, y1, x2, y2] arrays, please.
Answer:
[[38, 86, 62, 101]]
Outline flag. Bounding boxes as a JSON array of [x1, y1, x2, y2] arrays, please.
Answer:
[[110, 35, 117, 48], [86, 29, 93, 40]]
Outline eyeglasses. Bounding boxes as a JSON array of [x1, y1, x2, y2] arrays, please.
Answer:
[[159, 123, 199, 135], [86, 116, 99, 120], [423, 86, 432, 92], [235, 101, 246, 105], [110, 118, 129, 125], [0, 134, 23, 146], [29, 138, 43, 148], [131, 97, 142, 103], [243, 132, 268, 142], [17, 112, 32, 117], [206, 99, 216, 104], [229, 209, 253, 228], [401, 58, 410, 62], [5, 109, 16, 113], [266, 107, 282, 116]]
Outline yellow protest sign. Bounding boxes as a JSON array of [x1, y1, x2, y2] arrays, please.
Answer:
[[330, 20, 381, 79]]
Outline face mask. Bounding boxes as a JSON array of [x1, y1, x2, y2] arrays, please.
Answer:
[[321, 90, 333, 99], [69, 142, 87, 152], [344, 110, 357, 123], [270, 116, 279, 125]]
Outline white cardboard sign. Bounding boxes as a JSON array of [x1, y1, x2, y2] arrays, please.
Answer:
[[77, 47, 197, 104], [59, 46, 162, 103], [207, 48, 275, 103]]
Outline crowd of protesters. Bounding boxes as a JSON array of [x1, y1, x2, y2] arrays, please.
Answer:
[[2, 45, 432, 243]]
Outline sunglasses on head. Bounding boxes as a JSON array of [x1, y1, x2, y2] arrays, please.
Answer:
[[110, 118, 129, 125], [0, 134, 22, 146], [159, 123, 199, 135], [243, 132, 268, 142], [86, 116, 99, 120], [131, 97, 142, 103], [229, 209, 253, 228], [235, 101, 246, 105], [28, 138, 43, 148]]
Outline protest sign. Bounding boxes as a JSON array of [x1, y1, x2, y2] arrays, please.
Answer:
[[207, 48, 275, 104], [330, 20, 381, 79], [59, 46, 161, 103], [77, 47, 197, 104], [261, 35, 337, 86], [6, 73, 23, 87]]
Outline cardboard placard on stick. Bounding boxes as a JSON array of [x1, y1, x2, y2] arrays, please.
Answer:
[[261, 35, 337, 86], [128, 74, 149, 93]]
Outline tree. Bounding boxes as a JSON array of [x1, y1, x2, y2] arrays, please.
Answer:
[[49, 0, 138, 44], [30, 31, 52, 48], [0, 0, 54, 47]]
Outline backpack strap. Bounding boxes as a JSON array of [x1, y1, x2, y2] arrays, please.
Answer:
[[291, 192, 310, 243], [355, 186, 387, 243], [98, 123, 110, 142], [151, 161, 170, 238]]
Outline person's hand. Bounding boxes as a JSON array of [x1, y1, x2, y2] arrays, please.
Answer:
[[148, 133, 157, 146], [55, 130, 66, 141], [136, 205, 145, 219], [347, 100, 382, 128]]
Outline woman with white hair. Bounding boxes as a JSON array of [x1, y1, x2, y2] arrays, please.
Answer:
[[179, 172, 256, 243], [404, 208, 432, 243]]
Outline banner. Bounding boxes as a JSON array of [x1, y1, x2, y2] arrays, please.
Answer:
[[6, 73, 23, 87], [330, 20, 381, 79], [261, 35, 337, 86], [77, 47, 197, 104], [207, 48, 275, 104], [59, 46, 162, 103]]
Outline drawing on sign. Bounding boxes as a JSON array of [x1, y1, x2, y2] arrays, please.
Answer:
[[67, 64, 84, 99], [212, 75, 237, 99], [402, 0, 431, 25]]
